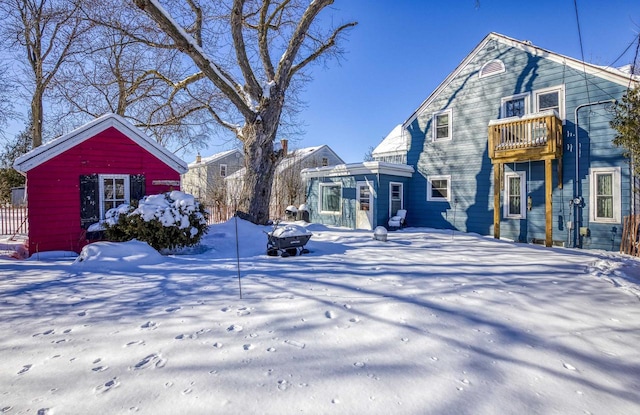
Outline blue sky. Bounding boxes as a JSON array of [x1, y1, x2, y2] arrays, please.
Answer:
[[277, 0, 640, 164]]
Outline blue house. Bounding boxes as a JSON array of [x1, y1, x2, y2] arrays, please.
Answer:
[[304, 32, 639, 251]]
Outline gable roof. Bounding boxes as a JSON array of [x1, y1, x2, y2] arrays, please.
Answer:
[[227, 145, 344, 179], [188, 148, 243, 168], [403, 32, 639, 128], [372, 124, 408, 157], [13, 113, 188, 174]]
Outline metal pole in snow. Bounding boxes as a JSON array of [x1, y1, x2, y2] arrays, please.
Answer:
[[234, 212, 242, 299]]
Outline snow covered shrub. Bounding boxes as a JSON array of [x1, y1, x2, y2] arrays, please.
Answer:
[[104, 191, 208, 252]]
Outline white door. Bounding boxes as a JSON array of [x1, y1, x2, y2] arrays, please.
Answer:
[[356, 182, 373, 230]]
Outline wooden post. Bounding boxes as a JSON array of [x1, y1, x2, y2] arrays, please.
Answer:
[[545, 159, 553, 247], [494, 163, 501, 240]]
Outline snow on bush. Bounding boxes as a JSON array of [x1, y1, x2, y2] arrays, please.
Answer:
[[104, 191, 208, 252]]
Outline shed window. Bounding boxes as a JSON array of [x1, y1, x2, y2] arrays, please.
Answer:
[[319, 183, 341, 213], [99, 174, 130, 219], [220, 164, 227, 177]]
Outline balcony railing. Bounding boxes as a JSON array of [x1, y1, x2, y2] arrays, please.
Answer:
[[488, 110, 562, 163]]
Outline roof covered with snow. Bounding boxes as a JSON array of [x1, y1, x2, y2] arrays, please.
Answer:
[[13, 113, 188, 174], [372, 124, 408, 157], [188, 149, 243, 168]]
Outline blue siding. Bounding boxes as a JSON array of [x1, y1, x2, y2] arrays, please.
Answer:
[[404, 35, 633, 251]]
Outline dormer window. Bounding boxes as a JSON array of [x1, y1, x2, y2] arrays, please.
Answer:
[[479, 59, 505, 78]]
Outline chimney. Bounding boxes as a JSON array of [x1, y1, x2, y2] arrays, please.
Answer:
[[196, 153, 202, 163], [280, 139, 288, 156]]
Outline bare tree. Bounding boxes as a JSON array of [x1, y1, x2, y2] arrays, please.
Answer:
[[48, 6, 222, 153], [1, 0, 89, 147], [128, 0, 356, 224]]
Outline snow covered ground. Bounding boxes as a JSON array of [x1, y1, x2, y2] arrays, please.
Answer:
[[1, 220, 639, 415]]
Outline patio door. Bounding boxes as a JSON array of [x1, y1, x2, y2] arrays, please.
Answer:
[[356, 181, 373, 230]]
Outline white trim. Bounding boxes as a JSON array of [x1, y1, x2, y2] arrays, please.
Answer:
[[503, 171, 526, 219], [534, 85, 566, 122], [301, 161, 414, 179], [432, 109, 453, 142], [98, 174, 130, 220], [427, 175, 451, 202], [589, 167, 621, 223], [219, 164, 228, 177], [389, 182, 404, 218], [13, 113, 188, 174], [479, 59, 505, 78], [501, 92, 531, 118], [318, 182, 342, 214]]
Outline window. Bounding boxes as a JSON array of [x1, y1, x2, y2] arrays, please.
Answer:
[[589, 167, 621, 223], [390, 182, 403, 216], [427, 175, 451, 202], [432, 109, 452, 142], [220, 164, 227, 177], [358, 184, 371, 211], [479, 59, 505, 78], [503, 171, 526, 219], [98, 174, 130, 219], [322, 157, 329, 167], [501, 93, 530, 118], [319, 183, 341, 213], [534, 85, 565, 120]]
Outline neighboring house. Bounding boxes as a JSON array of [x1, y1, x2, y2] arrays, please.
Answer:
[[226, 141, 344, 218], [371, 124, 410, 164], [304, 32, 638, 252], [181, 149, 244, 203], [13, 113, 187, 255]]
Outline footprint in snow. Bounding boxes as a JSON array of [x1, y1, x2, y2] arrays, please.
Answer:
[[243, 344, 255, 351], [325, 311, 336, 319], [18, 364, 32, 375], [94, 377, 120, 394], [92, 366, 109, 372], [563, 362, 577, 371], [140, 321, 157, 330], [37, 408, 52, 415], [227, 324, 243, 332], [165, 306, 181, 313], [131, 353, 167, 370], [124, 340, 145, 348]]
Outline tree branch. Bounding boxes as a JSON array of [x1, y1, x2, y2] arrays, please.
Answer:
[[231, 0, 262, 100], [133, 0, 254, 119], [290, 21, 357, 77]]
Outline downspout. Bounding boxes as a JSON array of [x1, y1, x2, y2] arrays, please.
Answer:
[[573, 99, 616, 247]]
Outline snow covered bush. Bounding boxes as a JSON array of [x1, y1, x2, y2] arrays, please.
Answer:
[[104, 191, 208, 252]]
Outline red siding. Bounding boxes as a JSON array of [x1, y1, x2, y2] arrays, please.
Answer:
[[26, 127, 182, 254]]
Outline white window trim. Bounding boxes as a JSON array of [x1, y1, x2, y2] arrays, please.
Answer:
[[98, 174, 130, 220], [534, 85, 565, 122], [319, 182, 342, 215], [220, 164, 228, 177], [589, 167, 621, 223], [479, 59, 506, 79], [427, 175, 451, 202], [432, 109, 453, 142], [503, 171, 526, 219], [389, 182, 404, 217], [500, 92, 531, 119]]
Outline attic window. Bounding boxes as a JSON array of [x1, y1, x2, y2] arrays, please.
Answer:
[[479, 59, 505, 78]]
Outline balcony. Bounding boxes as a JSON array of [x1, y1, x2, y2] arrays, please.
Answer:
[[488, 110, 563, 163]]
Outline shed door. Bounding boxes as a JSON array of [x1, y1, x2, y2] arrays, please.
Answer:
[[356, 182, 373, 230]]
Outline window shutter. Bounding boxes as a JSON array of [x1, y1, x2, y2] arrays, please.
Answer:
[[130, 174, 146, 206], [80, 174, 99, 229]]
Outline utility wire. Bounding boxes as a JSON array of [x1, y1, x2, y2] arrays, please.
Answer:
[[573, 0, 591, 103]]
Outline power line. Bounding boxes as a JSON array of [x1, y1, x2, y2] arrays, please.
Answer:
[[573, 0, 591, 103]]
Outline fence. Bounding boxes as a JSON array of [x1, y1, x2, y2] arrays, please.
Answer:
[[0, 206, 29, 236], [620, 214, 640, 257], [204, 204, 234, 225]]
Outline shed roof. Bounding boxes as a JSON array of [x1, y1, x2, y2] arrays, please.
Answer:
[[13, 113, 188, 174], [188, 148, 243, 168]]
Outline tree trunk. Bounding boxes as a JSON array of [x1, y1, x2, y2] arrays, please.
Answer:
[[31, 86, 44, 148], [239, 121, 277, 225]]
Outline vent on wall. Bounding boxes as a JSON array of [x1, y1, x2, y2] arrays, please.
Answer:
[[479, 59, 505, 78]]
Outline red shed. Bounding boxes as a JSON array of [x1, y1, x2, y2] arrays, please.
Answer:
[[13, 114, 188, 255]]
